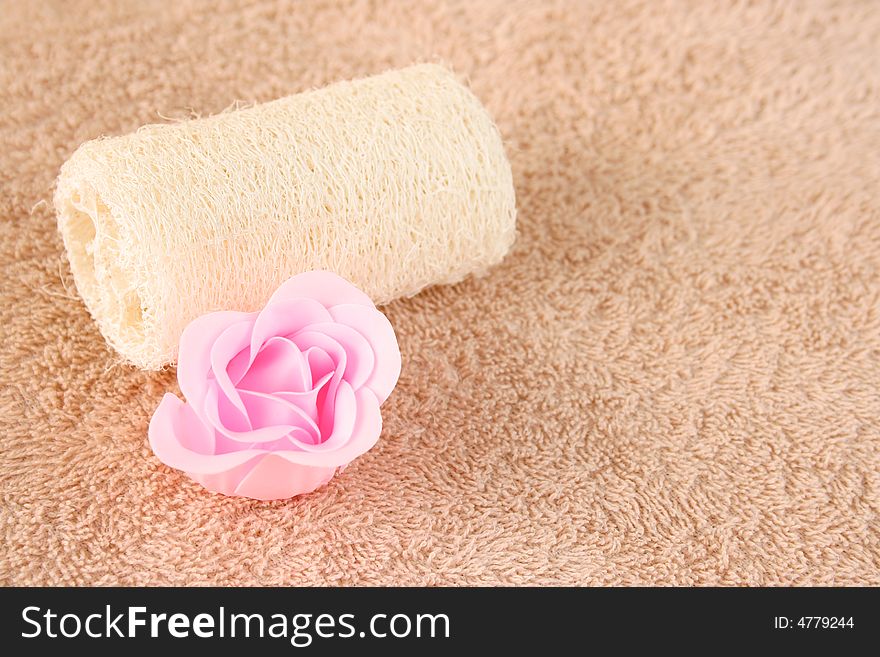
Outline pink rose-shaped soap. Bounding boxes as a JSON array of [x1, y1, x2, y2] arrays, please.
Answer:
[[148, 271, 401, 500]]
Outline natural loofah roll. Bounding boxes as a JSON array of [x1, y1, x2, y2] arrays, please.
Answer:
[[54, 64, 516, 369]]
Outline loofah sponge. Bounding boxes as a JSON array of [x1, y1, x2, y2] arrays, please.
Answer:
[[54, 64, 516, 369]]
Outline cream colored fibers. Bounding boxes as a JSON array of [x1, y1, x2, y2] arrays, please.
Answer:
[[54, 64, 516, 369]]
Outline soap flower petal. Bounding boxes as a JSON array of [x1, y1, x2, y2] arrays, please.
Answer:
[[149, 271, 401, 500]]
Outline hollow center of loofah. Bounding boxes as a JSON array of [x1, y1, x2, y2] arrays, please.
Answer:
[[58, 186, 146, 352]]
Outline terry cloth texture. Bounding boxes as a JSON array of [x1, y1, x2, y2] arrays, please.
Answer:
[[54, 64, 516, 369], [1, 0, 879, 585]]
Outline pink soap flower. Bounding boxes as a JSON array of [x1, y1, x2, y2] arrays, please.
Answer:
[[149, 271, 401, 500]]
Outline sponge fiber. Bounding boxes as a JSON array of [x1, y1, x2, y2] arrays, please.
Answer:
[[54, 64, 516, 369]]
